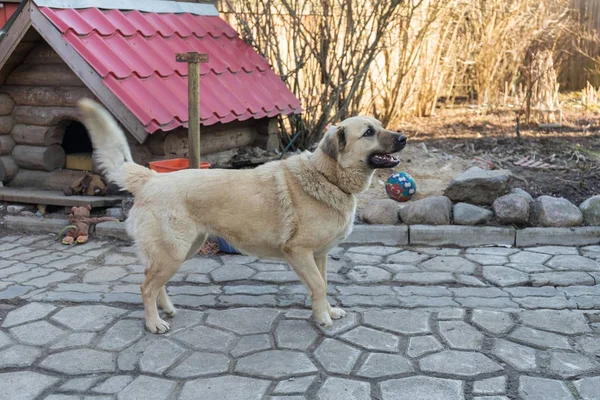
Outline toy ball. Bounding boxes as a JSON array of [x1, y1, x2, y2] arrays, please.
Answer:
[[386, 172, 416, 202]]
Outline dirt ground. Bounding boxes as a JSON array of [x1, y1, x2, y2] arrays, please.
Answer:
[[356, 106, 600, 212]]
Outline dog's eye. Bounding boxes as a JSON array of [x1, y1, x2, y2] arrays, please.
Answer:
[[363, 128, 375, 137]]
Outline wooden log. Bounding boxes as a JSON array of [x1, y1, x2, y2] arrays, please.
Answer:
[[23, 43, 63, 65], [0, 156, 18, 183], [0, 116, 14, 134], [202, 149, 237, 166], [0, 136, 15, 155], [0, 93, 15, 115], [146, 132, 166, 156], [164, 126, 256, 158], [12, 144, 65, 171], [11, 124, 63, 146], [0, 86, 93, 107], [12, 106, 79, 126], [6, 64, 85, 87], [10, 168, 86, 190]]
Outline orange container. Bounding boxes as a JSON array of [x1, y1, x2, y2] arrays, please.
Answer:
[[148, 158, 211, 173]]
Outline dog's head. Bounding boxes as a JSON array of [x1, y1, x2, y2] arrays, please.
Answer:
[[319, 116, 406, 169]]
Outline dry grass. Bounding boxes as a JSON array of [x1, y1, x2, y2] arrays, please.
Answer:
[[223, 0, 579, 147]]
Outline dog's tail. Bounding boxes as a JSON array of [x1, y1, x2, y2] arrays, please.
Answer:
[[77, 99, 155, 195]]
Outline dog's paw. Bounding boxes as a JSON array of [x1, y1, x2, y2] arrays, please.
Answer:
[[163, 308, 177, 318], [329, 307, 346, 320], [314, 310, 333, 328], [146, 318, 170, 334]]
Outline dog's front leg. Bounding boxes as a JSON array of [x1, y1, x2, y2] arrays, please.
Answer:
[[286, 249, 332, 327], [314, 253, 346, 320]]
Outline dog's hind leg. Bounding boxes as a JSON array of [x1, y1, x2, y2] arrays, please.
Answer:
[[315, 253, 346, 320], [286, 249, 332, 328]]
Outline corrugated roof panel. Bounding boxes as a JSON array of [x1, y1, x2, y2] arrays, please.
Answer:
[[39, 6, 301, 132]]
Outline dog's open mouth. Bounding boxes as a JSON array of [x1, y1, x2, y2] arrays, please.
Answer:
[[368, 153, 401, 168]]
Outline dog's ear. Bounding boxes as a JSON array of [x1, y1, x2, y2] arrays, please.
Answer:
[[320, 126, 346, 159]]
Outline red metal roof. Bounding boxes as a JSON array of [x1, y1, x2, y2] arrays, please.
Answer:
[[39, 6, 301, 133], [0, 3, 19, 28]]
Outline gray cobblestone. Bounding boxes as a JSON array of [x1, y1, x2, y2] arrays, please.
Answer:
[[314, 339, 361, 374], [420, 350, 503, 377], [421, 256, 476, 273], [2, 302, 56, 327], [473, 376, 506, 395], [316, 377, 371, 400], [235, 350, 317, 378], [166, 352, 230, 378], [492, 339, 537, 371], [273, 375, 315, 394], [117, 375, 176, 400], [363, 310, 431, 334], [407, 335, 443, 358], [519, 376, 575, 400], [0, 371, 59, 400], [439, 321, 484, 350], [548, 351, 597, 378], [531, 271, 595, 286], [275, 320, 318, 351], [482, 266, 529, 286], [509, 326, 571, 350], [10, 320, 65, 346], [341, 326, 399, 352], [40, 349, 115, 374], [574, 376, 600, 400], [0, 344, 41, 368], [179, 376, 269, 400], [380, 376, 463, 400]]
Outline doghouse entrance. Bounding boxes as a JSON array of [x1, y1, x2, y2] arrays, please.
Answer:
[[61, 120, 93, 171]]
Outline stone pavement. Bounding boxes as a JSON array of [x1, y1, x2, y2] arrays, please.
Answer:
[[0, 233, 599, 399]]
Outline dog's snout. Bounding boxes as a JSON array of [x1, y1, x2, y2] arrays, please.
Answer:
[[396, 134, 407, 144]]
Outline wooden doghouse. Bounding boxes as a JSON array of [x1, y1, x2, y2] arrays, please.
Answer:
[[0, 0, 301, 194]]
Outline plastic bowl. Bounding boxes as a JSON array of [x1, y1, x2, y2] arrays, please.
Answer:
[[149, 158, 211, 173]]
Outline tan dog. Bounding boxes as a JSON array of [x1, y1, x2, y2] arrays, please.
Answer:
[[77, 99, 406, 333]]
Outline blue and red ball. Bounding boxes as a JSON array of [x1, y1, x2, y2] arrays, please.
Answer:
[[385, 172, 416, 202]]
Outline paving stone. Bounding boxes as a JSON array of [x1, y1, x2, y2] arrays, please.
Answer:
[[341, 326, 399, 352], [439, 320, 484, 350], [59, 376, 100, 391], [482, 266, 529, 286], [0, 285, 35, 299], [1, 302, 56, 327], [167, 352, 230, 378], [455, 274, 488, 286], [317, 312, 359, 336], [181, 376, 270, 400], [356, 353, 414, 378], [492, 339, 537, 371], [313, 338, 361, 374], [519, 376, 575, 400], [92, 376, 133, 394], [274, 319, 317, 351], [0, 330, 11, 349], [393, 272, 457, 285], [520, 310, 591, 334], [455, 297, 518, 308], [347, 265, 392, 282], [26, 271, 75, 287], [509, 251, 551, 264], [420, 256, 476, 273], [51, 305, 127, 331], [205, 308, 280, 335], [509, 326, 571, 350], [339, 285, 395, 296], [531, 272, 595, 287], [8, 267, 52, 283], [0, 371, 60, 400], [0, 345, 41, 368], [380, 264, 420, 273], [180, 257, 221, 273], [437, 308, 466, 320], [316, 377, 371, 400], [252, 271, 299, 282], [10, 320, 65, 346], [380, 376, 464, 400], [576, 336, 600, 356], [248, 262, 289, 271], [210, 265, 256, 282], [401, 296, 459, 308], [83, 266, 128, 283], [515, 296, 577, 309], [413, 247, 462, 256], [548, 351, 597, 378], [235, 350, 317, 378], [504, 286, 559, 297], [185, 274, 211, 284], [40, 349, 115, 374], [219, 254, 258, 264], [464, 254, 508, 265], [574, 376, 600, 400], [56, 283, 112, 293], [562, 285, 600, 297], [576, 295, 600, 309], [50, 332, 96, 350], [117, 376, 176, 400], [223, 285, 279, 295], [45, 395, 80, 400], [387, 251, 429, 264], [285, 309, 313, 319], [420, 350, 503, 378], [139, 338, 185, 374], [394, 286, 452, 297], [467, 247, 519, 256], [506, 263, 552, 273], [547, 255, 600, 271], [473, 376, 506, 395], [231, 334, 272, 357], [363, 309, 431, 334], [527, 246, 579, 255], [347, 246, 400, 256], [472, 396, 509, 400], [344, 252, 383, 265], [173, 325, 236, 352], [219, 294, 277, 306], [273, 375, 315, 394], [452, 287, 509, 298]]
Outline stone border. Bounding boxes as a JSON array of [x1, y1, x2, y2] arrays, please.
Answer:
[[3, 215, 600, 247]]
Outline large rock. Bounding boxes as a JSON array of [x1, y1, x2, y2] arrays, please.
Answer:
[[493, 193, 530, 225], [579, 195, 600, 226], [511, 188, 534, 205], [453, 203, 493, 225], [360, 199, 399, 225], [444, 167, 513, 205], [398, 196, 451, 225], [531, 196, 583, 227]]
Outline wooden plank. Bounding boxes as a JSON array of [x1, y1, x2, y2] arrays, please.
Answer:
[[0, 1, 33, 84], [0, 187, 123, 207], [176, 52, 209, 63], [29, 6, 149, 143]]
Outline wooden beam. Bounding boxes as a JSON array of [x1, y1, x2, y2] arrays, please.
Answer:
[[0, 1, 33, 79], [176, 52, 209, 169], [29, 5, 149, 143]]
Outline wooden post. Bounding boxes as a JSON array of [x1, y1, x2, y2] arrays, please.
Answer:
[[176, 52, 209, 169]]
